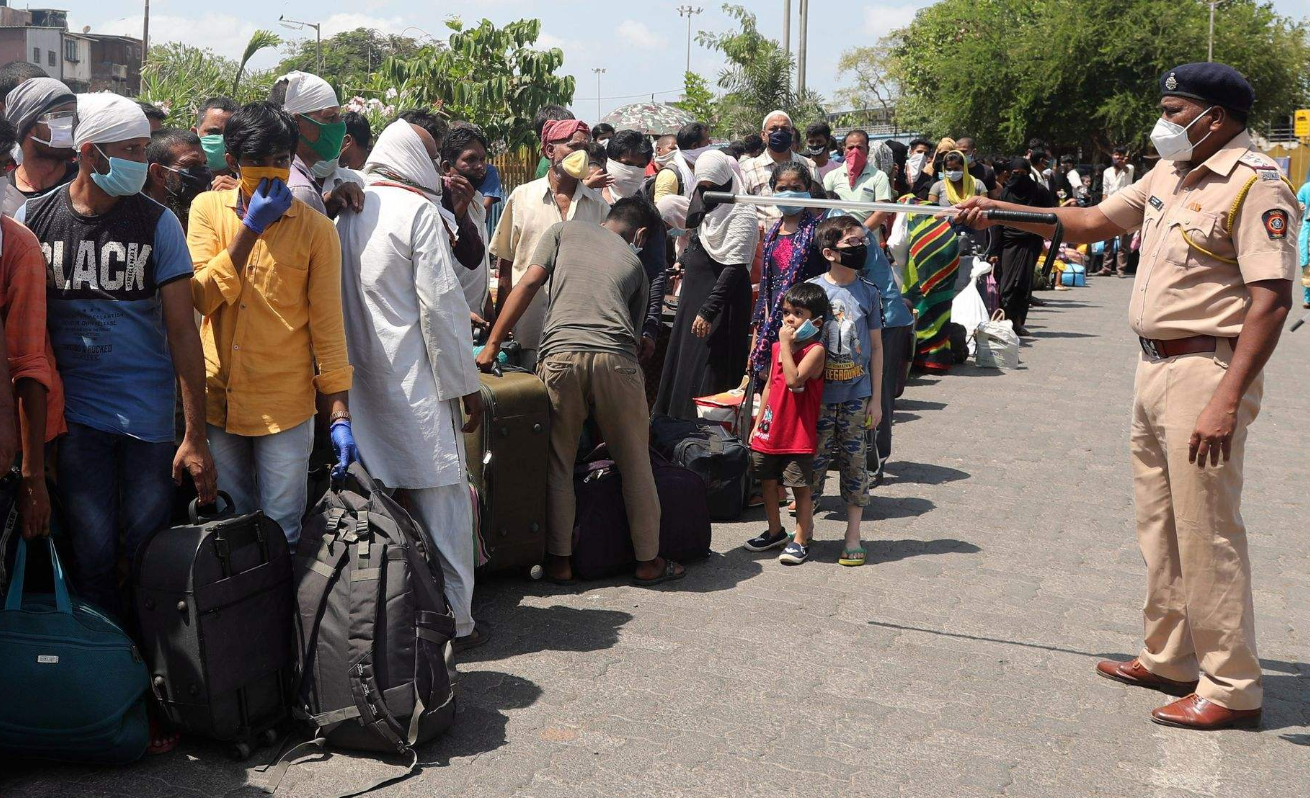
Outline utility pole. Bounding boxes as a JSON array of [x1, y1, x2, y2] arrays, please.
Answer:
[[797, 0, 808, 94], [279, 15, 323, 74], [677, 6, 703, 77], [782, 0, 791, 55], [142, 0, 149, 68], [592, 68, 606, 121], [1207, 1, 1217, 62]]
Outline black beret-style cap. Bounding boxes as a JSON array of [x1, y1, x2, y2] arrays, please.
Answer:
[[1159, 62, 1255, 114]]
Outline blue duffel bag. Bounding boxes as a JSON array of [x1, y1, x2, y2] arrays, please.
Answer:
[[0, 538, 149, 764]]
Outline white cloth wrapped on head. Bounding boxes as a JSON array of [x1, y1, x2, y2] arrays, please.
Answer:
[[278, 71, 339, 115], [364, 119, 443, 199], [73, 92, 150, 148]]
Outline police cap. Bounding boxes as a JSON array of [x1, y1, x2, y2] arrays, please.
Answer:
[[1160, 62, 1254, 114]]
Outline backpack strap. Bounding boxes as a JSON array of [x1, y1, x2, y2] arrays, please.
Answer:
[[345, 540, 412, 752]]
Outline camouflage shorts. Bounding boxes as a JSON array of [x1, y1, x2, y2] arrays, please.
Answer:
[[810, 399, 870, 507]]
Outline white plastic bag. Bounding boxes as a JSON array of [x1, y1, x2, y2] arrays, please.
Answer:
[[951, 258, 992, 355], [975, 309, 1020, 369], [887, 210, 911, 269]]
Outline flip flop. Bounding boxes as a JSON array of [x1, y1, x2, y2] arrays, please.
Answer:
[[838, 547, 867, 567], [147, 712, 180, 756], [634, 559, 686, 587]]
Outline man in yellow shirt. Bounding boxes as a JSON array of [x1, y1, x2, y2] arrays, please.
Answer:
[[187, 101, 355, 547]]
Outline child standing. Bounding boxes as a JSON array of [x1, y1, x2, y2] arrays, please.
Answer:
[[806, 215, 884, 567], [742, 283, 829, 563]]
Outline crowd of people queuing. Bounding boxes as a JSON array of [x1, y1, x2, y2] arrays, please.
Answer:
[[0, 57, 1146, 753]]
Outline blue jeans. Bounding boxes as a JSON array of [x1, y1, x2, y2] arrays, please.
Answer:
[[57, 422, 175, 620], [207, 419, 315, 546]]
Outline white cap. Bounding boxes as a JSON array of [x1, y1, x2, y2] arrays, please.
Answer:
[[761, 109, 793, 131]]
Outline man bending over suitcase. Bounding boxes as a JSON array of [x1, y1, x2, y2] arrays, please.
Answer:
[[476, 198, 685, 586]]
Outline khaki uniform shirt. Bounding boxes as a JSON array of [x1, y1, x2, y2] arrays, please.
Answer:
[[1099, 132, 1299, 340]]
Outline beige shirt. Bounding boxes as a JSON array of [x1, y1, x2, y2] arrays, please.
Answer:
[[1099, 132, 1299, 340], [488, 176, 609, 352], [740, 151, 818, 228]]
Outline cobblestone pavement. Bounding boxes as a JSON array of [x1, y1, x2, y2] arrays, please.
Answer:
[[5, 278, 1308, 798]]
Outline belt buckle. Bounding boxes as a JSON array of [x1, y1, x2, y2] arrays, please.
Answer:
[[1139, 337, 1161, 360]]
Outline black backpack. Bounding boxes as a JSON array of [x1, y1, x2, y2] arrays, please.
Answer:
[[267, 463, 456, 795]]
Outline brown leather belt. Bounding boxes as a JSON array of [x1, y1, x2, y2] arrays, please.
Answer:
[[1139, 335, 1218, 360]]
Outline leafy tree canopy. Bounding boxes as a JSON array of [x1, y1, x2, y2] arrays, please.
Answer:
[[275, 28, 428, 94], [889, 0, 1310, 155]]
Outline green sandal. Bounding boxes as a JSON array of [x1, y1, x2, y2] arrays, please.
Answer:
[[839, 547, 867, 567]]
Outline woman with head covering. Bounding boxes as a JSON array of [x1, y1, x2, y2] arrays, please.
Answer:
[[653, 149, 760, 420], [986, 155, 1057, 336], [747, 161, 828, 380], [336, 118, 487, 650]]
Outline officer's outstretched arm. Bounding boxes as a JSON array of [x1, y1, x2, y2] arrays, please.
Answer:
[[955, 197, 1123, 245]]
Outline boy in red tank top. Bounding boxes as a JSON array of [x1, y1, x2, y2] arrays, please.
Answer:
[[742, 282, 829, 564]]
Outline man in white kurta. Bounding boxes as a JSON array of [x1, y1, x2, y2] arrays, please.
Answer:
[[337, 119, 485, 646]]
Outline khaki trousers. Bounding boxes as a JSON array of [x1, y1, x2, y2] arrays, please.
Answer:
[[539, 351, 661, 561], [1130, 339, 1264, 710]]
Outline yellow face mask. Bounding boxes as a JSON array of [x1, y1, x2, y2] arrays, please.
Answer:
[[559, 149, 590, 180], [239, 165, 292, 199]]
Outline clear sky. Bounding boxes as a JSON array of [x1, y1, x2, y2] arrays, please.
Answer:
[[63, 0, 1310, 124]]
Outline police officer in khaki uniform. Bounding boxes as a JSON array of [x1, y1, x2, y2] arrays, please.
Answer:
[[956, 63, 1297, 730]]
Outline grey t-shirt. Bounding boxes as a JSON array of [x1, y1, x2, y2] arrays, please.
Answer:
[[530, 220, 648, 362]]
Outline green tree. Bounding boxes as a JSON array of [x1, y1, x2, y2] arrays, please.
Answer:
[[375, 17, 574, 150], [675, 71, 719, 132], [835, 41, 899, 124], [696, 4, 825, 137], [889, 0, 1310, 155], [140, 31, 281, 126], [275, 28, 427, 93]]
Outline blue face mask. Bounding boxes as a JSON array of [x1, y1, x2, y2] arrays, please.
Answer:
[[91, 146, 148, 197], [794, 318, 820, 342], [774, 189, 810, 216]]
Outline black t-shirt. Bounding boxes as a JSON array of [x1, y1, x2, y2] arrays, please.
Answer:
[[17, 160, 77, 199], [968, 161, 996, 193]]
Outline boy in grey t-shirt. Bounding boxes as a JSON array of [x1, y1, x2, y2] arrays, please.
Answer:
[[475, 198, 686, 586]]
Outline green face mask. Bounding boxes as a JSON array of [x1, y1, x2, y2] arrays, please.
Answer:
[[200, 134, 227, 172], [300, 114, 347, 164]]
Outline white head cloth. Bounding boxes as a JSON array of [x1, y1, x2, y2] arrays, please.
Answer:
[[73, 92, 150, 148], [693, 149, 758, 265], [761, 109, 793, 131], [278, 71, 339, 115], [364, 119, 443, 199]]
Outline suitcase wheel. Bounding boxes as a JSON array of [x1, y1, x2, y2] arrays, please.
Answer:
[[231, 742, 252, 761], [529, 564, 543, 581], [261, 728, 279, 747]]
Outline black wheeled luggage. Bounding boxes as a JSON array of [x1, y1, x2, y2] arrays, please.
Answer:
[[132, 493, 293, 759], [465, 369, 549, 575]]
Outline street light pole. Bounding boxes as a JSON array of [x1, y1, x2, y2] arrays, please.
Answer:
[[279, 15, 323, 74], [797, 0, 808, 94], [676, 5, 703, 77], [782, 0, 791, 55], [1208, 1, 1216, 62], [592, 68, 606, 120]]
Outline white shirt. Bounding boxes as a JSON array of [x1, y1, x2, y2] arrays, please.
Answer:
[[337, 183, 480, 489], [459, 190, 490, 318], [1102, 164, 1135, 197]]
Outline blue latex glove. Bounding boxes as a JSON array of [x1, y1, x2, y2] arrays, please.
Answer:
[[243, 178, 293, 234], [330, 420, 358, 479]]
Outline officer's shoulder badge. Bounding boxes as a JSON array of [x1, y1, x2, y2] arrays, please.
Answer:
[[1238, 151, 1277, 171], [1262, 208, 1288, 240]]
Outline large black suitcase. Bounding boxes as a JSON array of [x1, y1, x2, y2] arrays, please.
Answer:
[[132, 493, 293, 759], [650, 415, 749, 521], [572, 449, 711, 580], [465, 369, 549, 576]]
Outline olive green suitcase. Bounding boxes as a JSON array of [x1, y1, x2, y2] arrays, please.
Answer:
[[465, 369, 549, 576]]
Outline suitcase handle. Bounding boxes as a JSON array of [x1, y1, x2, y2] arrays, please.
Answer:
[[189, 491, 236, 524]]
